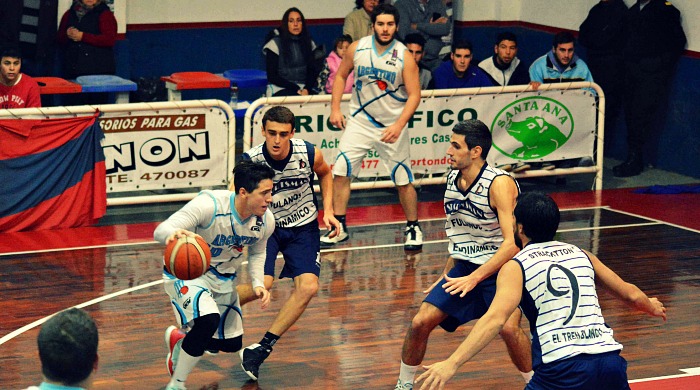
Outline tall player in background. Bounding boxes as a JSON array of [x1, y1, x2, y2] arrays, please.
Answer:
[[417, 192, 667, 390], [396, 120, 533, 389], [321, 3, 423, 252], [237, 106, 341, 381]]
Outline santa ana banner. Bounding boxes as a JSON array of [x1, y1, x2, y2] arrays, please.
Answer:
[[251, 89, 597, 177]]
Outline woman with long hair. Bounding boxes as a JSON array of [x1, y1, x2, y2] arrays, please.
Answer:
[[263, 7, 321, 96]]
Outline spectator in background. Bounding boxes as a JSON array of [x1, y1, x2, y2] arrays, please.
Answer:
[[579, 0, 628, 155], [437, 0, 453, 61], [0, 46, 41, 109], [313, 34, 354, 95], [430, 39, 493, 89], [395, 0, 449, 71], [613, 0, 686, 177], [57, 0, 117, 79], [404, 33, 432, 89], [529, 31, 593, 91], [478, 32, 530, 87], [25, 308, 99, 390], [343, 0, 381, 42], [529, 32, 594, 170], [263, 7, 321, 97]]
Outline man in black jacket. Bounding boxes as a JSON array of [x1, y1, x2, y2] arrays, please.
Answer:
[[613, 0, 686, 177], [478, 31, 530, 87], [578, 0, 628, 154]]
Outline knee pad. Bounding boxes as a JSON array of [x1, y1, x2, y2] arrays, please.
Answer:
[[182, 313, 220, 356]]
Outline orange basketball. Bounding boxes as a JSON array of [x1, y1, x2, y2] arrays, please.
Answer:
[[163, 236, 211, 280]]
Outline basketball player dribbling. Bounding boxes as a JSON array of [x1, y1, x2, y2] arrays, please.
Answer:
[[321, 3, 423, 252]]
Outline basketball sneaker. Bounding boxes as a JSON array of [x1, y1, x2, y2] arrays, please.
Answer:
[[404, 225, 423, 251], [320, 225, 348, 246], [239, 343, 272, 381], [395, 379, 414, 390], [165, 384, 187, 390], [165, 325, 186, 376]]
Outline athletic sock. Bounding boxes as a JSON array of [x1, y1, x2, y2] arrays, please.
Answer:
[[336, 215, 346, 228], [259, 331, 280, 351], [521, 370, 534, 383], [406, 220, 419, 228], [170, 347, 202, 386], [398, 361, 419, 385]]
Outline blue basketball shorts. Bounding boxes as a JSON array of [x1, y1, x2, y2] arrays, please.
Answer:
[[423, 259, 498, 332], [264, 221, 321, 279], [527, 350, 629, 390]]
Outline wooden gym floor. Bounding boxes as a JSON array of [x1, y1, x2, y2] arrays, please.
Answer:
[[1, 188, 699, 389]]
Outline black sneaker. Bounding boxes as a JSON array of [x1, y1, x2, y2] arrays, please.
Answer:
[[239, 343, 271, 381]]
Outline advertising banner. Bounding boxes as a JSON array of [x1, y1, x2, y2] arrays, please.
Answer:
[[100, 107, 230, 192], [251, 89, 596, 178]]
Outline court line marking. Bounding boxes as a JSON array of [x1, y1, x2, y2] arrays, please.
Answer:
[[0, 206, 615, 257], [629, 369, 700, 383], [604, 206, 700, 234], [0, 280, 163, 347], [0, 205, 686, 347]]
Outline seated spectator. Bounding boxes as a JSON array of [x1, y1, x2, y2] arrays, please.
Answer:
[[57, 0, 117, 79], [25, 308, 99, 390], [529, 31, 593, 90], [478, 31, 530, 86], [529, 31, 594, 170], [404, 33, 432, 89], [429, 40, 493, 89], [263, 7, 321, 97], [343, 0, 381, 42], [314, 34, 354, 95], [395, 0, 449, 71], [0, 46, 41, 108]]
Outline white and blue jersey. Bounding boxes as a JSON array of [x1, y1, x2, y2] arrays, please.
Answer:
[[444, 164, 518, 265], [154, 189, 275, 292], [513, 241, 622, 370], [242, 139, 318, 228], [350, 35, 408, 128]]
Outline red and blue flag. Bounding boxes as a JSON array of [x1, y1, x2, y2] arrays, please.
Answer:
[[0, 113, 106, 232]]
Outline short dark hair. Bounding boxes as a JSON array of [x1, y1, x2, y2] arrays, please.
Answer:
[[0, 46, 22, 60], [452, 39, 473, 54], [334, 34, 353, 51], [371, 3, 399, 25], [404, 33, 426, 48], [552, 31, 575, 48], [514, 192, 560, 243], [262, 106, 295, 129], [452, 119, 492, 159], [496, 31, 518, 46], [38, 308, 98, 386], [232, 160, 275, 194]]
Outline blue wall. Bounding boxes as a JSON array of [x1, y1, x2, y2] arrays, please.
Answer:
[[113, 23, 699, 178]]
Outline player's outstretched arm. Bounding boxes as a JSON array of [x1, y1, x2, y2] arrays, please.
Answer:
[[313, 146, 341, 235], [585, 249, 667, 321], [417, 261, 523, 389], [330, 40, 357, 130]]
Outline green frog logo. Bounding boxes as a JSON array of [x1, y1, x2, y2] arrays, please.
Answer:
[[491, 97, 574, 160]]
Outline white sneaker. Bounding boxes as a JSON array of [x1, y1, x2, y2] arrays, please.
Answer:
[[404, 225, 423, 251], [395, 379, 414, 390], [320, 226, 349, 246], [165, 384, 187, 390]]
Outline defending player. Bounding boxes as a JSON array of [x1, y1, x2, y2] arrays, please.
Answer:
[[321, 3, 423, 251], [396, 120, 533, 389], [236, 106, 341, 380], [153, 161, 275, 390], [417, 192, 667, 389]]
